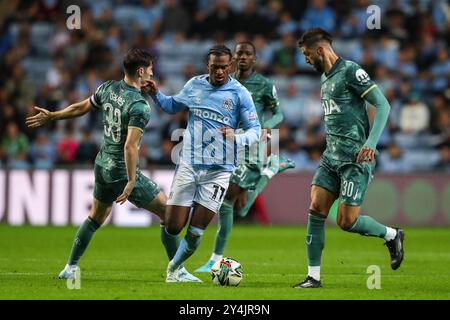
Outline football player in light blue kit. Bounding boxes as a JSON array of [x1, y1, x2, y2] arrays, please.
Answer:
[[143, 45, 261, 282]]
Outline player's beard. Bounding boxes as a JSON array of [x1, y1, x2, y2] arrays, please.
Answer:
[[313, 57, 324, 73]]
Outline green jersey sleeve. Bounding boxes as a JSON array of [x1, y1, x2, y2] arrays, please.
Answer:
[[264, 81, 280, 109], [345, 63, 378, 99], [89, 80, 112, 110], [263, 81, 283, 129], [128, 101, 151, 132]]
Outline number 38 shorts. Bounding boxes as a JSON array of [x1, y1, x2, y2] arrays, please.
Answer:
[[311, 155, 375, 206], [167, 160, 232, 213]]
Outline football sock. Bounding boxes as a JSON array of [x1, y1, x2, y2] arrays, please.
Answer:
[[306, 210, 326, 274], [67, 217, 100, 266], [160, 224, 180, 260], [238, 176, 270, 217], [170, 225, 204, 270], [308, 266, 321, 281], [213, 201, 233, 255], [346, 215, 388, 238]]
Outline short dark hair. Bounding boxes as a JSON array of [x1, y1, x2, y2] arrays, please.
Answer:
[[235, 41, 256, 54], [206, 44, 232, 62], [123, 48, 154, 77], [298, 28, 333, 48]]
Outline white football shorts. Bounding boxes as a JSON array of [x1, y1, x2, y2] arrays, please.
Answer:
[[167, 160, 231, 213]]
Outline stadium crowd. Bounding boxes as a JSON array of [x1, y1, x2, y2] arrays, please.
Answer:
[[0, 0, 449, 172]]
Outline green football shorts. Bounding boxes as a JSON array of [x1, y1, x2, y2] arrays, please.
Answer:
[[311, 155, 375, 206], [229, 164, 262, 190], [93, 164, 160, 208]]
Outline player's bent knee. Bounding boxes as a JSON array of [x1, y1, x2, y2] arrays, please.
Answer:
[[337, 215, 357, 231], [309, 200, 330, 216], [224, 183, 242, 203], [165, 223, 182, 236]]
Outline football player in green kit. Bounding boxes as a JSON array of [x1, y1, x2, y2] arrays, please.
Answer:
[[26, 48, 200, 282], [195, 42, 296, 272], [293, 28, 404, 288]]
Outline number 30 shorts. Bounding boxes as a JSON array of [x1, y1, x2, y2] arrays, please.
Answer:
[[311, 155, 375, 206]]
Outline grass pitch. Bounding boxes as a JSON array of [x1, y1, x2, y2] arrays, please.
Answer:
[[0, 224, 449, 300]]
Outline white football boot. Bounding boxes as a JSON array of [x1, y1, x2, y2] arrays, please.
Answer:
[[58, 264, 77, 279], [166, 263, 202, 283]]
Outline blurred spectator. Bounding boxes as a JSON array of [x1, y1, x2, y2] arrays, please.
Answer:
[[340, 0, 372, 38], [280, 83, 303, 128], [385, 8, 408, 42], [299, 0, 336, 33], [136, 0, 162, 35], [253, 34, 273, 73], [234, 0, 267, 37], [202, 0, 237, 39], [0, 122, 29, 169], [160, 0, 190, 38], [378, 142, 412, 173], [0, 18, 13, 56], [280, 137, 310, 171], [271, 32, 298, 76], [435, 145, 450, 172], [396, 46, 417, 77], [431, 47, 450, 78], [156, 138, 177, 165], [29, 130, 56, 169], [399, 93, 430, 134], [75, 129, 98, 165], [277, 11, 297, 36], [260, 0, 283, 39], [56, 124, 79, 165], [0, 104, 24, 136], [49, 18, 70, 54]]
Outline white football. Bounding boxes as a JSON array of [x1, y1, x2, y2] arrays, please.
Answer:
[[210, 257, 243, 286]]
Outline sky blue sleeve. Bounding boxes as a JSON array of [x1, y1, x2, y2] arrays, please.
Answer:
[[150, 91, 188, 114], [235, 89, 261, 146]]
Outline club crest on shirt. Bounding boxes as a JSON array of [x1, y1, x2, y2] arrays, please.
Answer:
[[223, 98, 233, 111]]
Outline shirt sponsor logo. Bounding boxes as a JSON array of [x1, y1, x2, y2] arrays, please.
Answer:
[[355, 68, 370, 84], [191, 108, 231, 125]]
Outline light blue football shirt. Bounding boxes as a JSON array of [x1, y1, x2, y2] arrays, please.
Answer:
[[152, 75, 261, 171]]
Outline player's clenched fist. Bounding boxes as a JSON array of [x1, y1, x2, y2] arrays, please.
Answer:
[[141, 80, 158, 96], [356, 146, 375, 164]]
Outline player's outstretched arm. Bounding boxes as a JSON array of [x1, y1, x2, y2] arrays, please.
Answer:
[[142, 80, 187, 114], [116, 127, 141, 205], [25, 98, 92, 128], [356, 86, 391, 163]]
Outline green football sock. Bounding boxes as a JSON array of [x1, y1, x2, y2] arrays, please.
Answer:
[[306, 210, 326, 267], [67, 217, 100, 266], [238, 176, 270, 217], [213, 201, 233, 255], [160, 224, 180, 260], [346, 215, 387, 238]]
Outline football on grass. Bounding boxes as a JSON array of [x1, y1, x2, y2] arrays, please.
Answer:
[[210, 257, 243, 286]]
